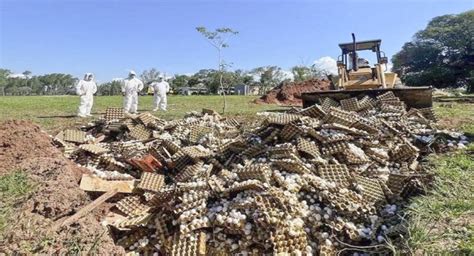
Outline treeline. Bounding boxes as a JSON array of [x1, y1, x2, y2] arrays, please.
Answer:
[[0, 70, 77, 96], [0, 65, 329, 96]]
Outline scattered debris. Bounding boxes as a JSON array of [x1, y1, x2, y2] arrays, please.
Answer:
[[54, 188, 119, 230], [56, 95, 469, 255], [0, 120, 124, 254], [256, 78, 331, 105]]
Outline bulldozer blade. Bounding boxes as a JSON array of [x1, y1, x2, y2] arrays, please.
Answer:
[[302, 87, 433, 109]]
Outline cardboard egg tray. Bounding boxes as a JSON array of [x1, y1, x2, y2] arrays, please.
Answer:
[[400, 178, 424, 198], [105, 107, 125, 121], [176, 181, 209, 193], [116, 195, 151, 217], [265, 114, 300, 126], [128, 124, 152, 141], [355, 176, 386, 204], [178, 205, 207, 223], [391, 143, 419, 162], [376, 91, 397, 101], [137, 172, 165, 192], [321, 141, 349, 155], [324, 191, 363, 214], [340, 97, 360, 112], [207, 175, 226, 194], [174, 198, 207, 215], [177, 162, 207, 183], [267, 144, 298, 159], [154, 212, 174, 239], [296, 137, 321, 159], [339, 150, 370, 165], [299, 104, 326, 119], [188, 125, 213, 143], [239, 143, 267, 158], [279, 123, 304, 141], [312, 132, 353, 144], [323, 112, 353, 127], [79, 144, 109, 155], [165, 231, 206, 256], [273, 159, 311, 174], [147, 187, 176, 207], [321, 123, 368, 136], [116, 227, 149, 248], [180, 217, 211, 234], [236, 164, 272, 183], [63, 129, 86, 143], [358, 95, 377, 110], [181, 146, 213, 160], [172, 153, 195, 172], [318, 164, 351, 186], [178, 191, 210, 205], [117, 212, 153, 229], [137, 112, 156, 126], [418, 107, 437, 122], [270, 227, 308, 254], [381, 103, 406, 114], [350, 118, 379, 134], [222, 118, 240, 127], [320, 97, 340, 112], [226, 179, 267, 193]]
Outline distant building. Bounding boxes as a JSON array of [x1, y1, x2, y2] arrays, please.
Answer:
[[178, 86, 209, 95], [217, 87, 235, 95], [234, 84, 259, 95]]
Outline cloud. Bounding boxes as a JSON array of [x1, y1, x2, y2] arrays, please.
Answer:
[[313, 56, 338, 75]]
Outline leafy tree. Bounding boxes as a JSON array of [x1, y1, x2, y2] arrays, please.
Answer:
[[97, 80, 122, 95], [140, 68, 162, 85], [291, 66, 314, 82], [251, 66, 285, 94], [0, 69, 12, 96], [170, 75, 190, 90], [22, 70, 32, 79], [196, 26, 238, 113], [392, 10, 474, 92]]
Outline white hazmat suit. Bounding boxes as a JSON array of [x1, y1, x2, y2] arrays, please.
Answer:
[[76, 73, 97, 117], [151, 79, 170, 111], [121, 71, 144, 114]]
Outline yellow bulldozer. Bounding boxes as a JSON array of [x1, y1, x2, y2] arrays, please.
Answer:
[[302, 34, 432, 109]]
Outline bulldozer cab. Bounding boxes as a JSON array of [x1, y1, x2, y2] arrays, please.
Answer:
[[336, 35, 398, 89]]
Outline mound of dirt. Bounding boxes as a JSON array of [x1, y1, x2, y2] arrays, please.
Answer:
[[256, 78, 331, 105], [0, 120, 60, 174], [0, 120, 124, 254]]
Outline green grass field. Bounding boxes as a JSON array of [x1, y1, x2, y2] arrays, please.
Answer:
[[0, 95, 286, 132], [0, 95, 472, 253]]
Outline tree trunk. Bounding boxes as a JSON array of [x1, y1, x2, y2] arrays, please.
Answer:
[[218, 49, 227, 114]]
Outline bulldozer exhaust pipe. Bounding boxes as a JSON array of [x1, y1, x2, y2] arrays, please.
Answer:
[[352, 33, 358, 71]]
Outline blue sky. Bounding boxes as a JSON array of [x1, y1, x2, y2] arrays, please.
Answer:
[[1, 0, 472, 82]]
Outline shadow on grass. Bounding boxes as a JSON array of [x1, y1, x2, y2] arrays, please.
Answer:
[[37, 115, 77, 119]]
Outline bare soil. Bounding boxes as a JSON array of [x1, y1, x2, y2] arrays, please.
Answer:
[[256, 78, 331, 105], [0, 120, 124, 255]]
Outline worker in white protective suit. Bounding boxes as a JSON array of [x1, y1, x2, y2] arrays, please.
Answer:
[[151, 75, 170, 111], [121, 70, 144, 114], [76, 73, 97, 117]]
